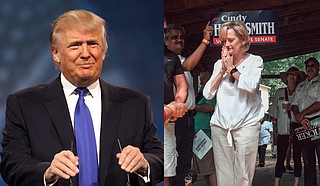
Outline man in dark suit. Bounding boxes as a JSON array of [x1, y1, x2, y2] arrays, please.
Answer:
[[0, 10, 163, 186]]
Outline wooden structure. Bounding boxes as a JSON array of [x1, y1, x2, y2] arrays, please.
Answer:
[[165, 0, 320, 71]]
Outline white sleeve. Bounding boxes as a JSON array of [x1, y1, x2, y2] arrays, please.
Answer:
[[43, 174, 58, 186], [237, 56, 263, 93], [135, 163, 150, 183]]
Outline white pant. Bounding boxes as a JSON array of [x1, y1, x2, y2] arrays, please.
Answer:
[[211, 123, 260, 186], [164, 122, 178, 177]]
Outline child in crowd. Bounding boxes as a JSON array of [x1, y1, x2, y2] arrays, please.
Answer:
[[258, 114, 273, 167]]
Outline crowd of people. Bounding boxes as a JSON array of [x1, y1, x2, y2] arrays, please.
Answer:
[[270, 66, 307, 186], [164, 17, 320, 186]]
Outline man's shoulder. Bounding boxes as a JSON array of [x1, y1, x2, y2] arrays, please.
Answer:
[[164, 48, 180, 63], [9, 84, 49, 98], [164, 50, 184, 75], [296, 80, 308, 90], [313, 75, 320, 84], [7, 77, 62, 103], [6, 84, 53, 107]]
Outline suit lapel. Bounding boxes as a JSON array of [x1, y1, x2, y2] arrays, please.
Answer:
[[44, 77, 74, 150], [99, 81, 122, 185]]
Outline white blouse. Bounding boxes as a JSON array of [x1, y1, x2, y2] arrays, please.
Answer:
[[203, 54, 264, 146]]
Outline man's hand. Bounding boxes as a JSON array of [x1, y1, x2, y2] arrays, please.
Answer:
[[301, 118, 311, 129], [203, 21, 213, 40], [171, 102, 188, 118], [165, 101, 188, 123], [44, 150, 79, 183], [116, 145, 148, 174], [166, 101, 188, 118], [294, 112, 304, 123]]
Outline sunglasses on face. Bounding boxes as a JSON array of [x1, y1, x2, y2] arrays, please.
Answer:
[[169, 34, 186, 41]]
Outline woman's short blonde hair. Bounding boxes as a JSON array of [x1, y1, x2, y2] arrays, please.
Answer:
[[219, 20, 251, 51], [50, 10, 107, 52]]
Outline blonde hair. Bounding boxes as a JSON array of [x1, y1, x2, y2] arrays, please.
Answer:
[[219, 21, 250, 51], [50, 10, 107, 51]]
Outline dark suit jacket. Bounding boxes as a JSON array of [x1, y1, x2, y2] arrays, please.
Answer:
[[0, 76, 163, 186]]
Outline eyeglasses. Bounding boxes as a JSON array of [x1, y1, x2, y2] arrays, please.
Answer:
[[169, 34, 186, 41], [306, 64, 317, 68]]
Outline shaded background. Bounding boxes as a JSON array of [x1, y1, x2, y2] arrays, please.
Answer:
[[0, 1, 163, 185]]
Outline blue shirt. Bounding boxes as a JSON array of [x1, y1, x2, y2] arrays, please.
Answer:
[[259, 121, 273, 146]]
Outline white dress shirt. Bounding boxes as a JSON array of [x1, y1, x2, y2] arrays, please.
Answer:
[[61, 74, 102, 162], [292, 75, 320, 118]]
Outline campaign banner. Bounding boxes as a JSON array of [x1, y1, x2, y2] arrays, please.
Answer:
[[292, 116, 320, 145], [292, 123, 320, 144], [210, 10, 278, 46]]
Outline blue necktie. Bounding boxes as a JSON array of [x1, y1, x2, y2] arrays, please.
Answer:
[[74, 88, 99, 186]]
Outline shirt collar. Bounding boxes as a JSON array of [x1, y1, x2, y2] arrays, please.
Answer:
[[60, 73, 100, 98], [305, 74, 320, 84], [313, 74, 320, 82]]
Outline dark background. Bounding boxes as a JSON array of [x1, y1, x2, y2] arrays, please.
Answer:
[[0, 1, 163, 185]]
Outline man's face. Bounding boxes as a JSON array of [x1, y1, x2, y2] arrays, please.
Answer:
[[164, 29, 185, 55], [305, 60, 319, 80], [51, 29, 106, 87]]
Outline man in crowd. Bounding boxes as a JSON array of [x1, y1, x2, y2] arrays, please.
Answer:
[[164, 17, 188, 186], [164, 22, 213, 185], [292, 57, 320, 186]]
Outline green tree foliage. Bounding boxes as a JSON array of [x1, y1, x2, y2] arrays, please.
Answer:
[[261, 51, 320, 103]]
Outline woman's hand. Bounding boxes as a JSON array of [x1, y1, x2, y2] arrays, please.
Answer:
[[221, 46, 233, 71]]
